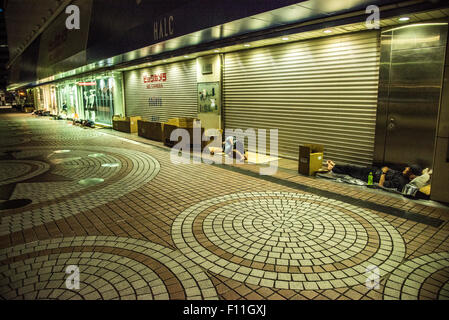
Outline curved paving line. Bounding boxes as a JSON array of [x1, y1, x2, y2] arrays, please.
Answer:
[[212, 164, 445, 228], [383, 251, 449, 300], [0, 146, 161, 235], [172, 191, 406, 290], [0, 160, 50, 186], [0, 236, 218, 300]]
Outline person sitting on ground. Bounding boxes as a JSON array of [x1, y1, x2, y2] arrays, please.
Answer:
[[326, 160, 422, 192], [210, 136, 248, 161]]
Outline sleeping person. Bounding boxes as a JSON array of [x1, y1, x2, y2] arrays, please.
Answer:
[[326, 160, 422, 192]]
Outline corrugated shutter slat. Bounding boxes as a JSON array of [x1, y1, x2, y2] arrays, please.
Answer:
[[124, 60, 197, 122], [223, 31, 380, 165]]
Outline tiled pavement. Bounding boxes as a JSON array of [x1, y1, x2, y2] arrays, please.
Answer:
[[1, 113, 449, 300]]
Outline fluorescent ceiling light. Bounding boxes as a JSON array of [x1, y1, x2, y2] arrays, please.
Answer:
[[399, 17, 410, 21], [282, 37, 289, 41], [323, 29, 333, 34]]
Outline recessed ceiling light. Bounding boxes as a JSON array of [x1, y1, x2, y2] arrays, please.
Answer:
[[244, 44, 251, 47], [323, 29, 333, 34], [399, 17, 410, 21], [282, 37, 289, 41]]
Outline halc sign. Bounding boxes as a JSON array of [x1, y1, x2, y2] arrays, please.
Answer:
[[154, 16, 174, 41]]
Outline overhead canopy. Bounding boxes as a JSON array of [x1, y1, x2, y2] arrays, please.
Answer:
[[7, 0, 449, 89]]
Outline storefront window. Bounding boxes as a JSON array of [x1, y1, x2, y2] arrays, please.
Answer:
[[78, 77, 115, 126], [32, 85, 58, 113], [55, 72, 123, 125], [50, 86, 57, 114], [56, 83, 80, 119], [37, 88, 44, 110]]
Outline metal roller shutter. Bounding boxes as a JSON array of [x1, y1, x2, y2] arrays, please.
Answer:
[[223, 31, 380, 165], [124, 59, 197, 122]]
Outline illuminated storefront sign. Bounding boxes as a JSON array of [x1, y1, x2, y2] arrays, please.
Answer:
[[143, 73, 167, 83], [143, 73, 167, 89]]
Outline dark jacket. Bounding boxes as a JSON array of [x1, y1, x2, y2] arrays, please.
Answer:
[[383, 170, 409, 192]]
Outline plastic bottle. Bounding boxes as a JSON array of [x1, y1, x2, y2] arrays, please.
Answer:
[[367, 172, 374, 186]]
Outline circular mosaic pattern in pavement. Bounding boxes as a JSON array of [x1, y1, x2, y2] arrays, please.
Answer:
[[88, 153, 105, 158], [0, 136, 30, 147], [0, 160, 50, 186], [383, 252, 449, 300], [0, 146, 160, 235], [0, 236, 218, 300], [172, 192, 406, 290], [78, 178, 104, 186], [31, 127, 104, 141], [8, 131, 33, 137], [0, 199, 33, 211]]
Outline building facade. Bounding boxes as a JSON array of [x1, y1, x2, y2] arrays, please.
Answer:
[[6, 0, 449, 201]]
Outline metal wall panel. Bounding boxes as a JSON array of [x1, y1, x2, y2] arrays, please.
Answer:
[[223, 31, 380, 165], [124, 59, 197, 122], [374, 24, 448, 168]]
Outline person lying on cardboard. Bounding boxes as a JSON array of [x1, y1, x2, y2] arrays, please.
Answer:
[[210, 136, 248, 161], [326, 160, 422, 192]]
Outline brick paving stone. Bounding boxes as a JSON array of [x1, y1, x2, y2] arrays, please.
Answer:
[[1, 114, 449, 300], [268, 292, 287, 300]]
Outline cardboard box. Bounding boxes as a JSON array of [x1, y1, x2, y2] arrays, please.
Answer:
[[112, 116, 141, 133], [138, 120, 163, 141], [166, 117, 199, 128], [163, 124, 179, 147], [298, 144, 324, 176], [202, 130, 222, 150], [127, 116, 141, 133], [163, 125, 205, 149]]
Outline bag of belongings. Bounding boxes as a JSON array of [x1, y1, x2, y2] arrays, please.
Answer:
[[402, 169, 432, 200]]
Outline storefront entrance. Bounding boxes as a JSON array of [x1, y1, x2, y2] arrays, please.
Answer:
[[55, 72, 124, 125], [123, 59, 197, 122], [77, 77, 116, 126], [223, 31, 381, 165], [56, 83, 81, 119]]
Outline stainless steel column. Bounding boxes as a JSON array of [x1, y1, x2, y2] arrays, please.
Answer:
[[374, 23, 448, 168], [431, 22, 449, 203]]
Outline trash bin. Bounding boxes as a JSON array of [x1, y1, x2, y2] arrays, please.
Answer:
[[298, 144, 324, 176]]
